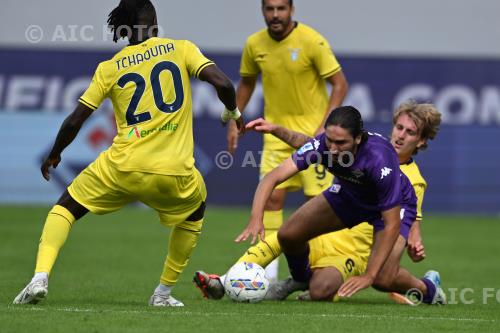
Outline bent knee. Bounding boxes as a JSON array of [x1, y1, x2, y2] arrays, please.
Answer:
[[264, 190, 286, 211], [309, 285, 337, 301]]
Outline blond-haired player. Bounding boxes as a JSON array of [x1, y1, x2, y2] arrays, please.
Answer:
[[194, 101, 442, 303], [13, 0, 243, 307]]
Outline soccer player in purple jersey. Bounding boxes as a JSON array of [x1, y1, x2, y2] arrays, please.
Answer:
[[236, 106, 445, 304]]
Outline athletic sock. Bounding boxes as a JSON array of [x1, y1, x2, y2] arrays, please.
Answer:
[[264, 258, 279, 282], [421, 278, 436, 304], [263, 210, 282, 280], [35, 205, 76, 275], [263, 210, 283, 235], [154, 283, 172, 295], [160, 219, 203, 286], [284, 244, 312, 283], [31, 272, 48, 283], [237, 231, 282, 268]]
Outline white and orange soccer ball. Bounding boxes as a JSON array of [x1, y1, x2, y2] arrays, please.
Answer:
[[223, 262, 269, 303]]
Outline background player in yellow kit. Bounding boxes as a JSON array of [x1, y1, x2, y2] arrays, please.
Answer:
[[13, 0, 243, 307], [227, 0, 349, 280], [194, 101, 441, 302]]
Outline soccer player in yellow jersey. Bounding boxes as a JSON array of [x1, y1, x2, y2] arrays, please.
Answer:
[[13, 0, 242, 307], [194, 101, 442, 303], [228, 0, 349, 280]]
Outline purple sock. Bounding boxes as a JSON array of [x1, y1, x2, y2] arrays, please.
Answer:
[[421, 278, 436, 304], [284, 245, 312, 283]]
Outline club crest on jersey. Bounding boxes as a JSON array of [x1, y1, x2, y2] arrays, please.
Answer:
[[289, 48, 301, 61], [380, 167, 392, 179], [329, 184, 341, 193]]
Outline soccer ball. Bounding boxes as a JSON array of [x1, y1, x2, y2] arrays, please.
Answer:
[[223, 262, 269, 303]]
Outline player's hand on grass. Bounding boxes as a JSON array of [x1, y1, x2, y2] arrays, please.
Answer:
[[337, 274, 374, 298], [235, 218, 265, 244], [41, 155, 61, 181], [246, 118, 276, 134]]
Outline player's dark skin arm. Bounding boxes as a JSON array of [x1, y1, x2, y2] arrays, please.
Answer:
[[226, 76, 257, 154], [246, 117, 311, 149], [41, 103, 93, 181], [198, 64, 244, 131]]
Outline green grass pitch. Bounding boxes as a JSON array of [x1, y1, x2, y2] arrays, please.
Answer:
[[1, 205, 499, 332]]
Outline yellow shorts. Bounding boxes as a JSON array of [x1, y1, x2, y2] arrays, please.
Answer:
[[260, 148, 333, 196], [308, 233, 368, 282], [68, 152, 207, 226]]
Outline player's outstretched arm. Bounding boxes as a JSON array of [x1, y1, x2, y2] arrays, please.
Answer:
[[246, 118, 312, 149], [338, 206, 401, 297], [235, 158, 299, 244], [41, 103, 93, 181], [198, 64, 244, 132]]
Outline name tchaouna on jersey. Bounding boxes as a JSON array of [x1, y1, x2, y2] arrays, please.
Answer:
[[116, 43, 176, 70]]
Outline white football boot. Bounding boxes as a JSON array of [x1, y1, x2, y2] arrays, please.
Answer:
[[13, 279, 48, 304], [149, 292, 184, 307]]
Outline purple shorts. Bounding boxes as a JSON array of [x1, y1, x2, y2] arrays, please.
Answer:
[[322, 188, 416, 241]]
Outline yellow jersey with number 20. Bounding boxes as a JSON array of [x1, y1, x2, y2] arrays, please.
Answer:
[[79, 37, 214, 176]]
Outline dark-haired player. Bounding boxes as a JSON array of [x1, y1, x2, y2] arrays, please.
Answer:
[[235, 106, 445, 303], [227, 0, 348, 281], [13, 0, 242, 307], [195, 103, 444, 304]]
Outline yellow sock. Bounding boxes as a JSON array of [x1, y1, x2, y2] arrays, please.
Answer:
[[263, 210, 282, 237], [237, 231, 282, 268], [35, 205, 76, 275], [262, 210, 283, 279], [160, 219, 203, 286]]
